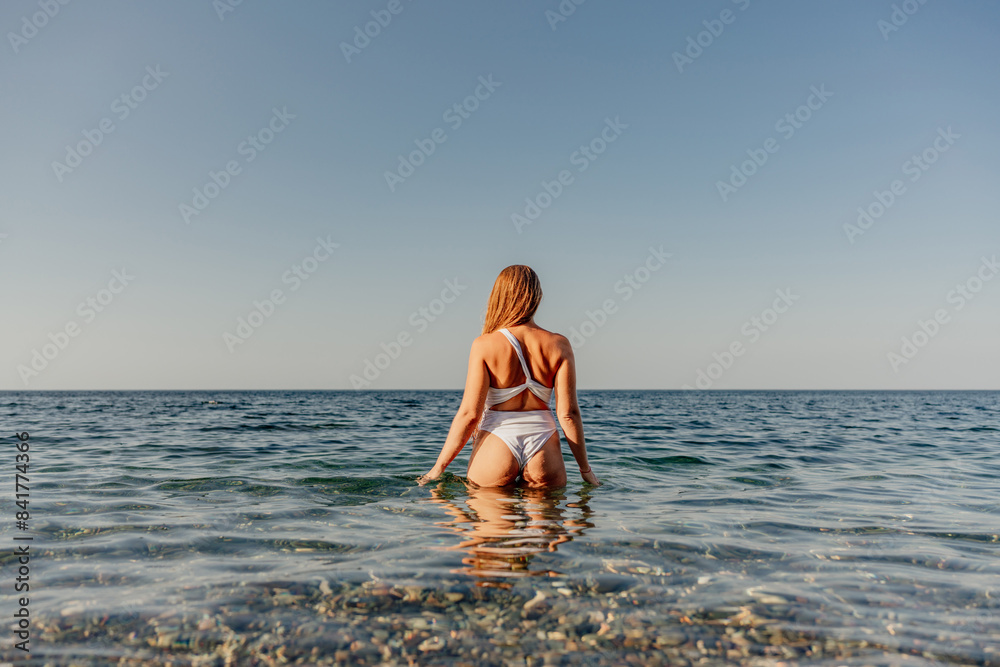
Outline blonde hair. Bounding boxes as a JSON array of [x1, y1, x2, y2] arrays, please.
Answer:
[[482, 265, 543, 335]]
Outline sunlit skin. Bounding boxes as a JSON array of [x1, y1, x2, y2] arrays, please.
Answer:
[[419, 317, 600, 488]]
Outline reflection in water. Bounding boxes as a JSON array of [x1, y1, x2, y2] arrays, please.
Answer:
[[427, 483, 594, 588]]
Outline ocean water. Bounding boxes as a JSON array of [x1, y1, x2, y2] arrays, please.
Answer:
[[1, 390, 998, 666]]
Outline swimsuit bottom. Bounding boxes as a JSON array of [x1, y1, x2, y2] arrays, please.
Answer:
[[478, 409, 558, 472]]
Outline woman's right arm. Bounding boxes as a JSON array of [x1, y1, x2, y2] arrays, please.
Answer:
[[554, 336, 600, 485]]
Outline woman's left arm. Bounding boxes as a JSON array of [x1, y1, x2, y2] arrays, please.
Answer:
[[419, 339, 489, 484]]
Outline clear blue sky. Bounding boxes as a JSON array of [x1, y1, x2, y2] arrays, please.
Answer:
[[2, 0, 998, 390]]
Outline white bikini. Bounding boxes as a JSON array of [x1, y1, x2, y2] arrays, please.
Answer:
[[477, 328, 558, 472]]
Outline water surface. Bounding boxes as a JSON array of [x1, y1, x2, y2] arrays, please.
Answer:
[[1, 390, 997, 665]]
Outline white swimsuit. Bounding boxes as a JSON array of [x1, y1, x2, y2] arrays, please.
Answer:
[[477, 329, 558, 472]]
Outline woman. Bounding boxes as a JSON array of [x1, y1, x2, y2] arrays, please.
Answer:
[[419, 265, 600, 488]]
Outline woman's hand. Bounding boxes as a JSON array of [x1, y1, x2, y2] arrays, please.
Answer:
[[581, 469, 601, 486], [418, 467, 443, 486]]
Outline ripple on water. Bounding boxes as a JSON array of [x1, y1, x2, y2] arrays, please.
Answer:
[[1, 389, 998, 665]]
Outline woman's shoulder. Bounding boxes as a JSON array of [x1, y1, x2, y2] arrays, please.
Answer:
[[471, 327, 570, 350], [538, 328, 571, 348], [472, 329, 511, 343], [469, 330, 507, 355], [515, 326, 573, 355]]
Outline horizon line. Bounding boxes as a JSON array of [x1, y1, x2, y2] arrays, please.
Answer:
[[2, 388, 998, 393]]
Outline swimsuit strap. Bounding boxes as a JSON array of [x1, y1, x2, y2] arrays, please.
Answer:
[[498, 328, 535, 384]]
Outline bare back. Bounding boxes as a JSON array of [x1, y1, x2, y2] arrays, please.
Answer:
[[480, 324, 569, 412]]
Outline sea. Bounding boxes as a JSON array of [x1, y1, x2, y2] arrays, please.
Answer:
[[0, 390, 997, 666]]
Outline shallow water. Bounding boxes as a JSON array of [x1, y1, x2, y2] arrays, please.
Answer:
[[1, 390, 998, 665]]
